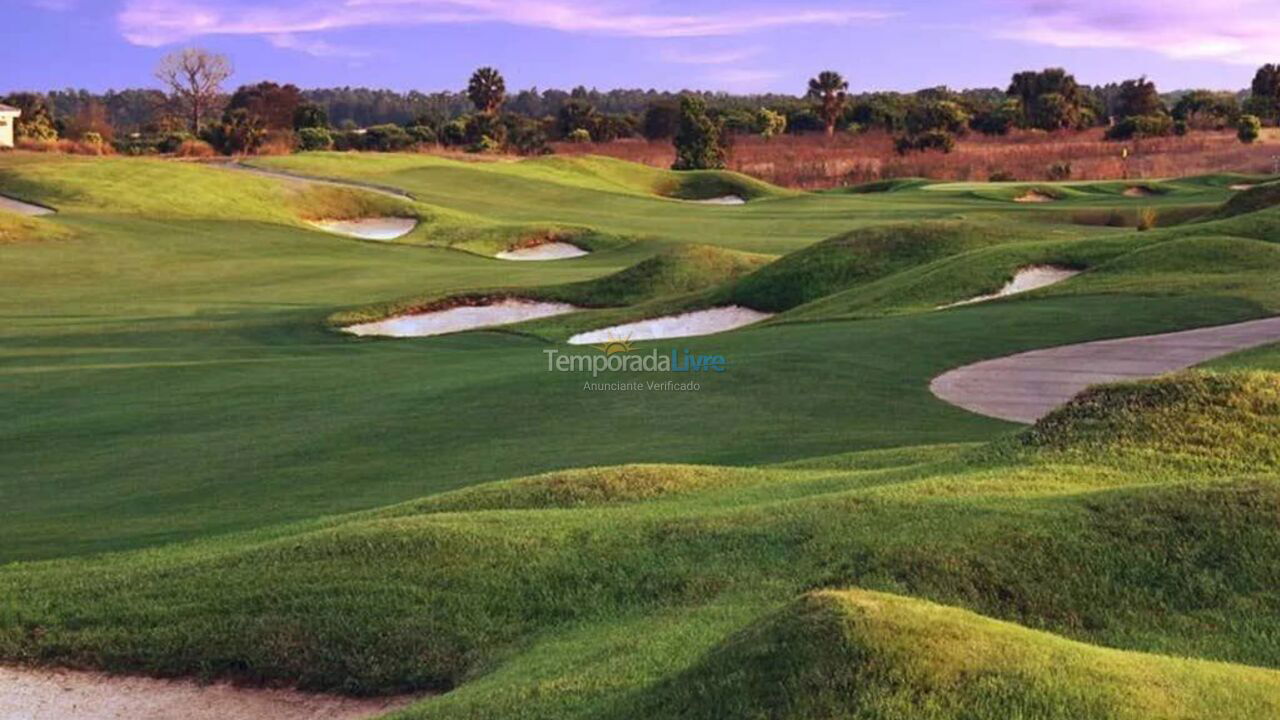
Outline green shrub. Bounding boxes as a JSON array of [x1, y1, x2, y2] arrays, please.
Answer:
[[567, 128, 591, 143], [1238, 114, 1262, 144], [81, 131, 104, 146], [1047, 162, 1073, 181], [297, 127, 333, 151], [364, 124, 412, 152], [672, 95, 726, 170], [1105, 114, 1173, 140], [406, 125, 436, 145], [440, 118, 469, 147], [894, 130, 955, 155], [467, 135, 501, 154], [156, 132, 193, 153]]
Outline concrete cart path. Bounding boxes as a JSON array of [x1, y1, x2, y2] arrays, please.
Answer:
[[0, 194, 55, 216], [213, 160, 417, 201], [930, 316, 1280, 423]]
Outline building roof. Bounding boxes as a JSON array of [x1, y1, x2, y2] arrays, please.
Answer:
[[0, 104, 20, 113]]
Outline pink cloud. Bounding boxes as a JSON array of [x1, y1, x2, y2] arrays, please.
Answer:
[[119, 0, 890, 47], [998, 0, 1280, 64]]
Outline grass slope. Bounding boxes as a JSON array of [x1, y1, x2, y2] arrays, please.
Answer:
[[2, 372, 1279, 720], [638, 589, 1280, 720]]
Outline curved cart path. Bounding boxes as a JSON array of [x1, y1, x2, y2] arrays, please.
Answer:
[[930, 316, 1280, 423], [212, 160, 416, 201], [0, 194, 55, 216], [0, 666, 421, 720]]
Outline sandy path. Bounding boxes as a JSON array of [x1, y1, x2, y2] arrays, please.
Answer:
[[0, 666, 420, 720], [930, 316, 1280, 423], [0, 194, 55, 216]]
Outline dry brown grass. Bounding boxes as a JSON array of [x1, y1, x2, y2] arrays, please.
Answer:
[[552, 129, 1280, 189], [16, 138, 115, 156]]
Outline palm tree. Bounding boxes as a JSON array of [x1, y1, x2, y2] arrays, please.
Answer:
[[467, 67, 507, 116], [807, 71, 849, 137]]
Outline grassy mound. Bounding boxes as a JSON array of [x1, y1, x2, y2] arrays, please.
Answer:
[[727, 221, 1026, 312], [1022, 371, 1280, 470], [657, 169, 788, 202], [834, 177, 934, 194], [0, 212, 73, 244], [378, 464, 755, 514], [1200, 182, 1280, 222], [328, 243, 767, 327], [636, 589, 1280, 720]]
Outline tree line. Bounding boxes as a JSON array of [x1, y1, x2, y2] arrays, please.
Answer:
[[3, 49, 1278, 163]]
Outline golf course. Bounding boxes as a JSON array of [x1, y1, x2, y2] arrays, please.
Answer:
[[4, 150, 1280, 718]]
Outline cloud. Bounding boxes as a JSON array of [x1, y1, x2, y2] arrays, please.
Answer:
[[118, 0, 890, 46], [996, 0, 1280, 64], [658, 46, 764, 65], [268, 33, 372, 58]]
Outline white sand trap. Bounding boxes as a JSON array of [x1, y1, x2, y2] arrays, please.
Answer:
[[940, 266, 1081, 309], [496, 242, 589, 261], [1013, 191, 1056, 203], [568, 306, 772, 345], [0, 194, 54, 216], [1230, 184, 1257, 191], [0, 665, 419, 720], [309, 217, 416, 240], [1123, 186, 1157, 197], [345, 299, 580, 338], [688, 195, 747, 205]]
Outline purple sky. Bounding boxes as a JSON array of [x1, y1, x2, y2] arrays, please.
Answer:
[[3, 0, 1275, 95]]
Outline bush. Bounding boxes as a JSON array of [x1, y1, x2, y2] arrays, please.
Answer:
[[988, 170, 1015, 182], [406, 125, 436, 145], [567, 128, 592, 143], [672, 95, 726, 170], [113, 136, 162, 156], [440, 118, 469, 147], [1238, 114, 1262, 144], [467, 135, 501, 154], [1173, 120, 1189, 136], [174, 139, 216, 158], [331, 130, 365, 151], [82, 132, 104, 146], [1105, 114, 1173, 140], [364, 124, 412, 152], [1137, 207, 1158, 231], [1047, 162, 1073, 181], [893, 130, 955, 155], [298, 127, 333, 151], [157, 132, 194, 153]]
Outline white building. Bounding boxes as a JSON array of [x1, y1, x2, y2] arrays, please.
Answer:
[[0, 104, 20, 148]]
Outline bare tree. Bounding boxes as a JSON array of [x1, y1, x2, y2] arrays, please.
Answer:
[[155, 48, 233, 134]]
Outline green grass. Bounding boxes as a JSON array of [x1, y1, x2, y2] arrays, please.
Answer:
[[2, 151, 1280, 718]]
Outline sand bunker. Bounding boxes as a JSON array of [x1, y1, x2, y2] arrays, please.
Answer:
[[496, 242, 590, 261], [1229, 184, 1257, 191], [1123, 186, 1157, 197], [941, 266, 1081, 309], [345, 299, 580, 338], [0, 666, 418, 720], [568, 306, 772, 345], [0, 194, 55, 216], [1013, 191, 1056, 203], [688, 195, 747, 205], [308, 218, 416, 240]]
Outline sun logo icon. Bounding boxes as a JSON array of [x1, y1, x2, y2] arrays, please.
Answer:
[[591, 335, 637, 355]]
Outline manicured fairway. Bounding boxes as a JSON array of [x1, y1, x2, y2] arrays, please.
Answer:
[[3, 152, 1280, 719]]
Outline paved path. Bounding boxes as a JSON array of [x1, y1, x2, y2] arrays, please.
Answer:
[[0, 194, 55, 216], [212, 161, 416, 201], [930, 316, 1280, 423]]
